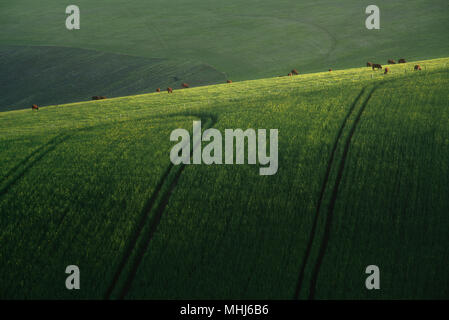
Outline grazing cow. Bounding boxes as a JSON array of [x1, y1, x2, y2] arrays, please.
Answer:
[[167, 87, 173, 93], [372, 63, 382, 70], [99, 96, 107, 100], [329, 68, 332, 72], [388, 59, 396, 64], [156, 88, 161, 92], [414, 64, 422, 71], [227, 80, 232, 83], [398, 58, 406, 63], [182, 83, 189, 88], [92, 96, 100, 100], [288, 72, 293, 76], [384, 67, 389, 74], [291, 69, 299, 75], [31, 104, 39, 111], [367, 62, 373, 67]]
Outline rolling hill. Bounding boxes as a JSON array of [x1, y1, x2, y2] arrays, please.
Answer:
[[0, 58, 448, 299], [0, 45, 226, 111], [1, 0, 448, 110]]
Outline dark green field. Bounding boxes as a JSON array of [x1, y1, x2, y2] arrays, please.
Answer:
[[0, 0, 448, 300], [0, 46, 225, 111]]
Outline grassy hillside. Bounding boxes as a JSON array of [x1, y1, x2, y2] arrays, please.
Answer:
[[0, 0, 448, 111], [0, 58, 448, 299], [0, 45, 225, 111]]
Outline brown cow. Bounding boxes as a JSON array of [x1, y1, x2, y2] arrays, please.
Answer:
[[414, 65, 422, 71], [156, 88, 161, 92], [31, 104, 39, 111], [384, 67, 389, 74], [99, 96, 107, 100], [182, 83, 189, 88], [227, 80, 232, 83], [388, 59, 396, 64], [291, 69, 299, 75], [329, 68, 332, 72], [167, 87, 173, 93], [372, 63, 382, 70], [398, 58, 406, 64], [367, 62, 373, 67]]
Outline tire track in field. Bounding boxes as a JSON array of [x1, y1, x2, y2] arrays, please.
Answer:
[[105, 114, 217, 300], [0, 116, 182, 199], [0, 137, 59, 184], [0, 134, 70, 198], [307, 85, 380, 299], [293, 87, 366, 299]]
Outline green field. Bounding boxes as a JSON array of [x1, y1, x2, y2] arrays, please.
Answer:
[[1, 58, 448, 299], [1, 0, 448, 110]]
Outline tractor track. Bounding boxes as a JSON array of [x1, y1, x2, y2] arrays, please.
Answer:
[[307, 85, 379, 299], [294, 83, 387, 299], [293, 87, 367, 299], [0, 115, 197, 199], [0, 134, 63, 184], [105, 114, 217, 300], [0, 134, 70, 198]]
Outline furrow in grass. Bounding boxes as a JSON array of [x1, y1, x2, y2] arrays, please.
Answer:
[[293, 86, 367, 299], [0, 135, 62, 183], [117, 163, 187, 299], [307, 85, 380, 299], [0, 134, 69, 198], [105, 114, 217, 300], [103, 163, 174, 299]]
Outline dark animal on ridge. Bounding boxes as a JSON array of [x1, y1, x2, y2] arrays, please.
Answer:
[[31, 104, 39, 111], [291, 69, 299, 75], [388, 59, 396, 64], [329, 68, 332, 72], [398, 58, 406, 63], [372, 63, 382, 70], [182, 83, 189, 88], [167, 87, 173, 93], [414, 64, 422, 71], [288, 72, 293, 76], [156, 88, 161, 92], [99, 96, 107, 100], [227, 80, 232, 83], [92, 96, 100, 100]]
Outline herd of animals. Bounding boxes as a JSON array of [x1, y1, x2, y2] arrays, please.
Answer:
[[30, 59, 423, 111]]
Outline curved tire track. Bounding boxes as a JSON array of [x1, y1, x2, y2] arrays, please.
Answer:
[[105, 113, 217, 300], [0, 134, 69, 198], [306, 85, 380, 299], [293, 87, 367, 299]]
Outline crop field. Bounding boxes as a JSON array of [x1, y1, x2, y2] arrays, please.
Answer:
[[1, 0, 448, 110], [0, 58, 448, 299]]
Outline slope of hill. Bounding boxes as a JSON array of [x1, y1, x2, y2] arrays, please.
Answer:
[[0, 45, 226, 111], [0, 58, 448, 299]]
